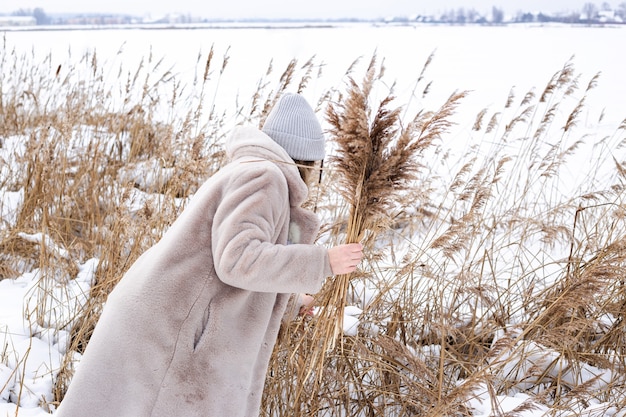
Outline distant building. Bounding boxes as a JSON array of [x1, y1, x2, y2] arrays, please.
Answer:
[[0, 15, 37, 26], [598, 10, 623, 23]]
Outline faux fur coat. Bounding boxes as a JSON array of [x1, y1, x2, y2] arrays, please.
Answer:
[[56, 126, 333, 417]]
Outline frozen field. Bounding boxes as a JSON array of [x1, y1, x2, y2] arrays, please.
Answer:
[[3, 22, 624, 123]]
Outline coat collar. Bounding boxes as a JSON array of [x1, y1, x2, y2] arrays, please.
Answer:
[[225, 126, 309, 207]]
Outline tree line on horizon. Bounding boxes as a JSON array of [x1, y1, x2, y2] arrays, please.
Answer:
[[1, 2, 626, 27], [397, 2, 626, 24]]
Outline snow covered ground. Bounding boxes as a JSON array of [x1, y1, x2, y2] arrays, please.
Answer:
[[1, 22, 625, 416]]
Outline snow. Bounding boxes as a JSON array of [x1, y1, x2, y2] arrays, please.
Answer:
[[0, 259, 96, 415], [1, 22, 625, 416]]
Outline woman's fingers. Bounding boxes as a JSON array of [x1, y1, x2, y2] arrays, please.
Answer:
[[298, 294, 315, 316]]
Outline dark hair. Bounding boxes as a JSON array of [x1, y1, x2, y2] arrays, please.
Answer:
[[293, 160, 316, 184]]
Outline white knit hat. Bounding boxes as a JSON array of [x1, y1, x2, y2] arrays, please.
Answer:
[[262, 93, 325, 161]]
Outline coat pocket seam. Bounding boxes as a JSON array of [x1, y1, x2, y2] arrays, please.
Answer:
[[193, 301, 212, 352]]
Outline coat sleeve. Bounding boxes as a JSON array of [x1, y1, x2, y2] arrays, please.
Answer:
[[211, 162, 331, 294]]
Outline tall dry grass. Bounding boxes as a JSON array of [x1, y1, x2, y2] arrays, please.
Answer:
[[1, 34, 626, 416], [263, 55, 626, 416]]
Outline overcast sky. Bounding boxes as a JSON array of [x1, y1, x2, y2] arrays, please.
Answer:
[[0, 0, 597, 20]]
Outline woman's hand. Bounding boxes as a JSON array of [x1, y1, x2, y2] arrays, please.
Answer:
[[328, 243, 363, 275], [298, 294, 315, 316]]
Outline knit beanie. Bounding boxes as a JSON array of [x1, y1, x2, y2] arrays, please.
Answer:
[[262, 93, 325, 161]]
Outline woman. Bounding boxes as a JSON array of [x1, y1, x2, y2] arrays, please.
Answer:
[[56, 93, 363, 417]]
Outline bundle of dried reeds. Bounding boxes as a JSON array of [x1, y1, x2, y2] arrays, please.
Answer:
[[305, 55, 467, 379]]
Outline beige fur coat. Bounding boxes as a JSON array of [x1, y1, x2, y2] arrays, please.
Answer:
[[56, 126, 332, 417]]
